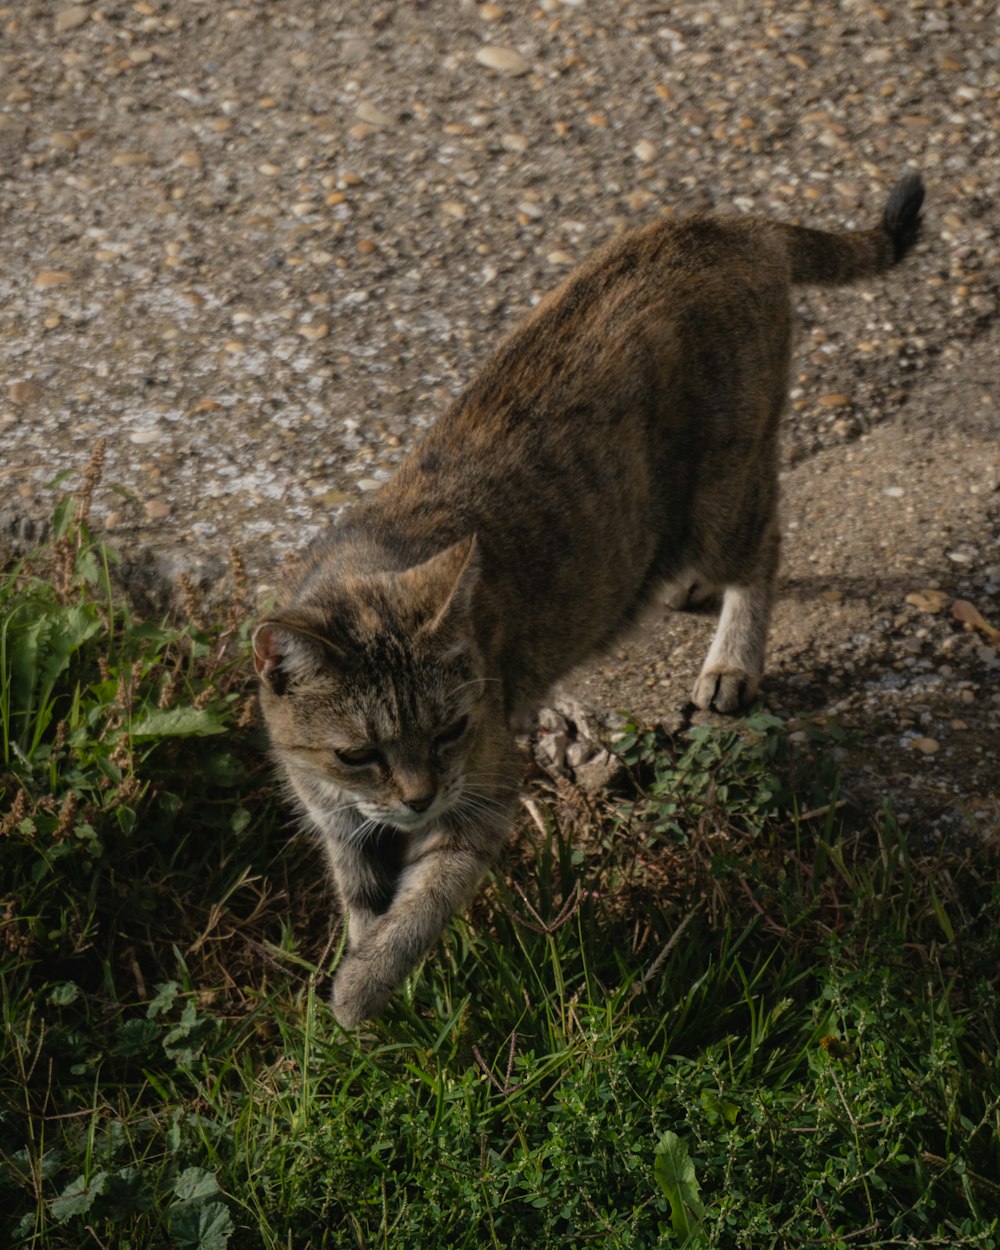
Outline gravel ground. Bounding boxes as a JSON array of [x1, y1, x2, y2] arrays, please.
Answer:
[[2, 0, 997, 837]]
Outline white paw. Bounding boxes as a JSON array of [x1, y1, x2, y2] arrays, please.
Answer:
[[691, 667, 759, 714]]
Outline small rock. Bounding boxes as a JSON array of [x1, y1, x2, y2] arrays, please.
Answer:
[[35, 269, 72, 287], [574, 748, 624, 795], [547, 251, 574, 265], [54, 6, 89, 34], [883, 486, 904, 498], [299, 322, 330, 341], [831, 418, 860, 440], [909, 737, 940, 755], [341, 39, 370, 63], [565, 741, 593, 769], [356, 101, 396, 128], [129, 428, 162, 446], [536, 730, 569, 770], [8, 381, 41, 404], [317, 490, 353, 508], [111, 152, 151, 168], [818, 392, 851, 407], [500, 133, 529, 152], [144, 499, 171, 520], [537, 707, 568, 733], [633, 139, 656, 163], [625, 189, 656, 212], [475, 46, 530, 76]]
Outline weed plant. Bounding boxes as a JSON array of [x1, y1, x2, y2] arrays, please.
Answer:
[[1, 456, 997, 1248]]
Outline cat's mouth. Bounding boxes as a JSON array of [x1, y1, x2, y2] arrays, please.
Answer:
[[358, 790, 457, 834]]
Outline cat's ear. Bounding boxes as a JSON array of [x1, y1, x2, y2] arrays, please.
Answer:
[[404, 535, 480, 635], [252, 617, 341, 694]]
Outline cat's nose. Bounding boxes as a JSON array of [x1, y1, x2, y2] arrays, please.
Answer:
[[404, 793, 435, 814]]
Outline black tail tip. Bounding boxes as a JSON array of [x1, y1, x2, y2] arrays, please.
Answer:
[[883, 170, 925, 263]]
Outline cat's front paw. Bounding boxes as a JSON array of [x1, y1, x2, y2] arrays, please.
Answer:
[[330, 954, 394, 1029], [691, 666, 759, 714]]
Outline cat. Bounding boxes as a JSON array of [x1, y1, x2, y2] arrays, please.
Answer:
[[254, 171, 925, 1027]]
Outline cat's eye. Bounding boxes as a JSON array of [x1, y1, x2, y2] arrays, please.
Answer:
[[334, 745, 383, 768], [434, 715, 468, 748]]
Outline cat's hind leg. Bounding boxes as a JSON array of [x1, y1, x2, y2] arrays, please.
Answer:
[[662, 568, 719, 611], [690, 525, 779, 714]]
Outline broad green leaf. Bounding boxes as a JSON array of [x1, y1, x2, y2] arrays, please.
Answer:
[[174, 1167, 221, 1203], [168, 1199, 233, 1250], [654, 1132, 707, 1244], [7, 614, 46, 727], [115, 1016, 161, 1057], [105, 1165, 152, 1214], [50, 1170, 108, 1222], [130, 706, 228, 739]]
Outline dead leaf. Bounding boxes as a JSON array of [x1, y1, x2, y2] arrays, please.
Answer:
[[905, 590, 950, 613], [952, 599, 1000, 645]]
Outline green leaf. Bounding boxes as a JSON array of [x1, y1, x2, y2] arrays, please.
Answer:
[[174, 1167, 222, 1203], [700, 1090, 739, 1127], [51, 494, 75, 540], [48, 981, 80, 1006], [105, 1165, 152, 1215], [653, 1132, 707, 1244], [115, 1017, 161, 1057], [230, 806, 251, 834], [130, 706, 228, 740], [168, 1200, 233, 1250], [44, 470, 77, 491], [928, 882, 955, 942], [50, 1170, 108, 1222], [147, 981, 180, 1018], [200, 750, 247, 787], [75, 547, 101, 586]]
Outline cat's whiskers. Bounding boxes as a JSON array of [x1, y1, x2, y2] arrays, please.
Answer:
[[451, 791, 515, 827], [340, 815, 384, 848], [444, 676, 503, 702]]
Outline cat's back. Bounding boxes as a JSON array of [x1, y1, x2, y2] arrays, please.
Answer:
[[444, 213, 788, 434]]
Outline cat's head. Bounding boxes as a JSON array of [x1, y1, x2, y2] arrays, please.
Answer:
[[254, 537, 491, 832]]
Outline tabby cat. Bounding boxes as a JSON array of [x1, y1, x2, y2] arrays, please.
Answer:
[[255, 172, 924, 1027]]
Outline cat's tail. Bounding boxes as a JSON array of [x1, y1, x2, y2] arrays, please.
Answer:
[[780, 170, 925, 286]]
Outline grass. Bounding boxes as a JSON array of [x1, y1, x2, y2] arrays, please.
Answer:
[[1, 451, 998, 1249]]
